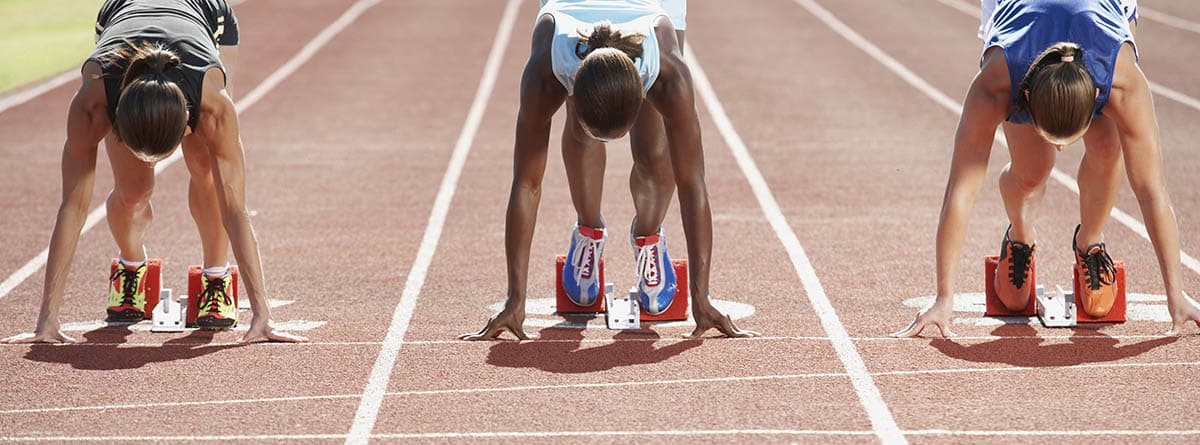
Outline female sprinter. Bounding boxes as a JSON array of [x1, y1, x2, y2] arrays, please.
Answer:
[[2, 0, 303, 343], [461, 0, 756, 340], [894, 0, 1200, 338]]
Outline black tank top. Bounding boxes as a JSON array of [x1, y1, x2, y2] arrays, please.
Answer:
[[88, 0, 239, 130]]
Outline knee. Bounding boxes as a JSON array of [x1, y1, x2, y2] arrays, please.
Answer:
[[112, 183, 153, 210], [1001, 163, 1050, 194]]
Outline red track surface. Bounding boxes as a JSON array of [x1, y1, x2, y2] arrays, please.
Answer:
[[1, 0, 1198, 443]]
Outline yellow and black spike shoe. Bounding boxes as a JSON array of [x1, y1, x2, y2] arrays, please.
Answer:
[[195, 272, 237, 329], [106, 263, 148, 322]]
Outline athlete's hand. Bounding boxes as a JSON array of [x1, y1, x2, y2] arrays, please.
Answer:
[[460, 305, 533, 341], [239, 321, 307, 343], [891, 299, 957, 338], [1166, 296, 1200, 336], [684, 302, 759, 339], [1, 329, 79, 344]]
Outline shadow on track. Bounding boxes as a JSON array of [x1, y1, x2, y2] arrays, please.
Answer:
[[22, 326, 243, 370], [929, 324, 1178, 367], [484, 323, 702, 373]]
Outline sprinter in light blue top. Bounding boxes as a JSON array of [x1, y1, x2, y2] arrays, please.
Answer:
[[894, 0, 1200, 338], [462, 0, 758, 341]]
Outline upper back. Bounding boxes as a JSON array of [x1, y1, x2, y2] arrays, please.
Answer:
[[538, 0, 669, 95]]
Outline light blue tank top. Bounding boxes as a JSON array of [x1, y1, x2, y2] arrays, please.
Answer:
[[538, 0, 669, 96], [983, 0, 1136, 124]]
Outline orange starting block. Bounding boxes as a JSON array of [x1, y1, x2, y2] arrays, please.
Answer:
[[984, 255, 1037, 316], [186, 265, 240, 327], [641, 259, 689, 322], [1072, 260, 1126, 323], [555, 255, 607, 313]]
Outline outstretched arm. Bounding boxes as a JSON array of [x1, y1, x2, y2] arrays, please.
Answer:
[[462, 14, 564, 341], [648, 21, 755, 338], [195, 70, 304, 343], [3, 65, 109, 344], [1106, 45, 1199, 335], [893, 49, 1009, 338]]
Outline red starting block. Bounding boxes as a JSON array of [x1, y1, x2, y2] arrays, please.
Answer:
[[186, 265, 240, 327], [555, 255, 607, 313], [641, 259, 689, 322], [984, 255, 1037, 316], [1072, 260, 1127, 323], [109, 258, 163, 318]]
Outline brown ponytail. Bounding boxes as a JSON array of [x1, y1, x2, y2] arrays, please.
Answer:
[[572, 22, 646, 139], [110, 41, 188, 161], [1016, 42, 1095, 141]]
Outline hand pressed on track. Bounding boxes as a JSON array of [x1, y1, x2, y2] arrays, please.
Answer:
[[239, 321, 308, 343], [1166, 297, 1200, 336], [1, 329, 79, 344], [460, 306, 534, 341], [684, 302, 759, 339], [891, 301, 957, 338]]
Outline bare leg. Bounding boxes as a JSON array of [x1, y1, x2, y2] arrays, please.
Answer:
[[1075, 115, 1125, 247], [998, 123, 1056, 243], [628, 99, 676, 236], [181, 133, 230, 267], [562, 98, 607, 228], [104, 134, 155, 262]]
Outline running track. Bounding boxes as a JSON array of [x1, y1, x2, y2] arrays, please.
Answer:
[[0, 0, 1198, 443]]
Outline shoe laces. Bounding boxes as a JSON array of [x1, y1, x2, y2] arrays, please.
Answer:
[[109, 267, 141, 306], [571, 236, 600, 283], [1005, 242, 1034, 288], [1078, 245, 1116, 291], [636, 243, 661, 287], [200, 276, 231, 314]]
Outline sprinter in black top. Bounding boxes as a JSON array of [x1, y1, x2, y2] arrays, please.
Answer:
[[2, 0, 304, 344]]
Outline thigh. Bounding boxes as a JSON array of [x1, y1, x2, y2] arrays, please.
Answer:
[[105, 133, 156, 193], [1001, 122, 1056, 182]]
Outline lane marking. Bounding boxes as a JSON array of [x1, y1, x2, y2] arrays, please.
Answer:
[[4, 429, 1200, 441], [487, 297, 755, 328], [940, 0, 1200, 114], [0, 0, 383, 303], [57, 319, 326, 332], [0, 71, 77, 115], [686, 46, 906, 445], [795, 0, 1200, 281], [1139, 7, 1200, 34], [7, 359, 1200, 416], [343, 0, 521, 442]]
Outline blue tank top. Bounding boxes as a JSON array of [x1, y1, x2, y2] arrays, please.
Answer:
[[983, 0, 1136, 124]]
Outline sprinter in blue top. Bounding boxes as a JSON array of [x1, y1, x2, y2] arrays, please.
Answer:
[[895, 0, 1200, 337], [461, 0, 757, 340]]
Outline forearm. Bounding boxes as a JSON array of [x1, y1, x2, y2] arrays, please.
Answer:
[[934, 185, 978, 303], [504, 182, 540, 309], [36, 203, 92, 329], [677, 183, 713, 306], [221, 206, 270, 316], [1136, 191, 1185, 307]]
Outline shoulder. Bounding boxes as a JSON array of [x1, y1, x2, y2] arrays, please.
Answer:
[[977, 46, 1012, 99], [650, 16, 684, 83], [73, 62, 109, 114], [196, 67, 235, 133], [524, 14, 558, 85], [1108, 43, 1142, 103]]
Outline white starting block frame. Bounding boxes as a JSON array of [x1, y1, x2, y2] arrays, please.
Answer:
[[150, 288, 187, 332], [1035, 284, 1077, 328], [603, 283, 641, 330]]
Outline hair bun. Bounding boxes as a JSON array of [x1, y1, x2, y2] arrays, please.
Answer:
[[576, 21, 645, 60]]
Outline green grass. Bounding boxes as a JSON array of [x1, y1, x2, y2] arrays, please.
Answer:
[[0, 0, 106, 93]]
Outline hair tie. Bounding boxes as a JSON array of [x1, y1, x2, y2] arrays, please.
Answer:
[[1061, 55, 1075, 63]]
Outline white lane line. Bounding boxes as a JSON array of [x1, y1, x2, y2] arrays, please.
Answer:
[[5, 429, 1200, 441], [940, 0, 1200, 114], [343, 0, 520, 442], [686, 46, 906, 445], [0, 0, 382, 303], [927, 0, 1200, 276], [0, 71, 77, 115], [6, 358, 1199, 416], [1139, 7, 1200, 34], [0, 333, 1182, 348]]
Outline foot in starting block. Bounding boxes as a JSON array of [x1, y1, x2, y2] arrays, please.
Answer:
[[605, 285, 640, 330], [107, 258, 163, 322], [555, 255, 606, 314], [1036, 285, 1076, 328], [150, 289, 187, 332], [186, 265, 240, 328], [983, 255, 1037, 316]]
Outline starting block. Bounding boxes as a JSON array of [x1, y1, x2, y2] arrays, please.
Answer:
[[984, 255, 1037, 316], [604, 284, 640, 329], [150, 288, 186, 332], [1036, 285, 1075, 327], [1072, 260, 1127, 323], [186, 265, 240, 327], [640, 259, 689, 322], [108, 258, 163, 320], [555, 255, 607, 313]]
